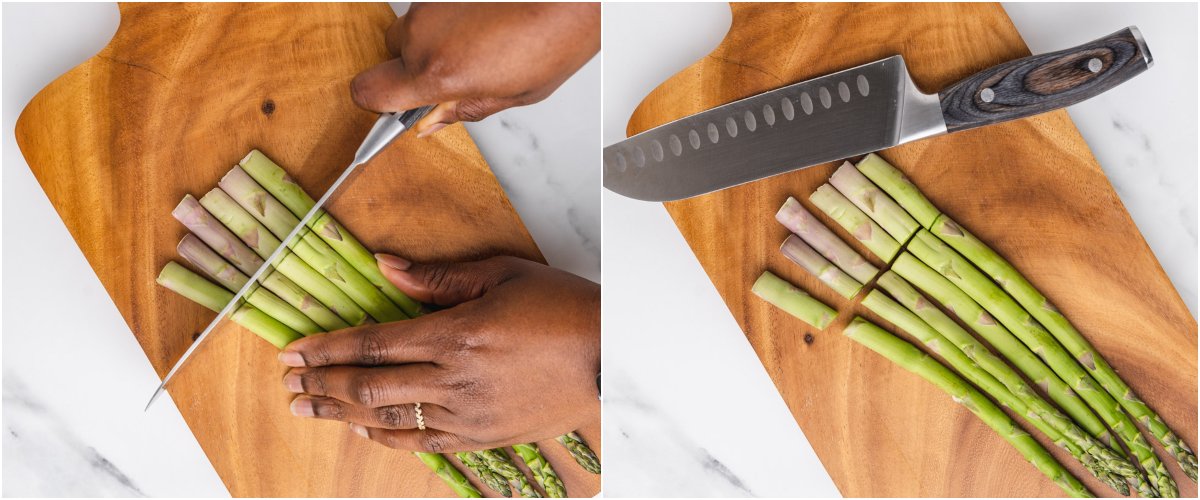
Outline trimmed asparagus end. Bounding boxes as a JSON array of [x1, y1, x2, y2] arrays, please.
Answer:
[[156, 262, 301, 348], [809, 183, 900, 260], [751, 271, 836, 329], [779, 235, 862, 299], [829, 161, 919, 241], [775, 196, 880, 284]]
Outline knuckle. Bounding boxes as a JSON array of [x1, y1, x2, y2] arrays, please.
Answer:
[[312, 398, 347, 420], [375, 405, 410, 429], [454, 99, 492, 123], [357, 328, 389, 365], [422, 262, 453, 293], [419, 432, 452, 453], [351, 375, 384, 407], [300, 370, 328, 395]]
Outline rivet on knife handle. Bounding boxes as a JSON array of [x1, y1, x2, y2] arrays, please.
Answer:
[[939, 26, 1152, 133]]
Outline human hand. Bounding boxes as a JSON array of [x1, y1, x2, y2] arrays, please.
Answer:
[[351, 2, 600, 137], [278, 254, 600, 453]]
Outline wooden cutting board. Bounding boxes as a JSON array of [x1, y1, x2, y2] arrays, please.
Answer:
[[627, 3, 1196, 497], [15, 3, 600, 497]]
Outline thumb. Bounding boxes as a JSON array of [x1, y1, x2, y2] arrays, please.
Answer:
[[376, 254, 517, 306], [350, 57, 444, 113]]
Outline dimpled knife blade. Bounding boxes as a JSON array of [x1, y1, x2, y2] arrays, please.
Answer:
[[145, 106, 432, 410]]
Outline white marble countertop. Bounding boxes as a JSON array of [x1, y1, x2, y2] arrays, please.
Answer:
[[2, 2, 598, 496], [601, 2, 1196, 497]]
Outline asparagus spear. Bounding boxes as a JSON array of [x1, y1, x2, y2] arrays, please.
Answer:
[[891, 252, 1157, 496], [556, 432, 601, 474], [809, 183, 901, 260], [842, 317, 1093, 498], [476, 449, 540, 498], [200, 188, 407, 323], [776, 196, 880, 283], [751, 271, 837, 329], [932, 214, 1198, 482], [456, 451, 512, 497], [173, 194, 369, 326], [511, 443, 566, 498], [156, 262, 301, 348], [177, 235, 324, 335], [863, 284, 1134, 493], [908, 230, 1177, 497], [829, 161, 919, 241], [238, 150, 422, 317], [780, 234, 863, 299], [415, 452, 484, 498], [853, 153, 940, 228]]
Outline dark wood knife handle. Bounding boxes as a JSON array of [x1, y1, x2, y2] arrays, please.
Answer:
[[939, 27, 1151, 133]]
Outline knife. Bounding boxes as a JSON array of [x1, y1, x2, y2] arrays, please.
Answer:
[[146, 106, 432, 410], [603, 26, 1152, 202]]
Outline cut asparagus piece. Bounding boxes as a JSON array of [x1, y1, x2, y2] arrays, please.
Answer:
[[456, 451, 512, 497], [751, 271, 837, 329], [932, 213, 1198, 482], [476, 449, 540, 498], [238, 150, 422, 317], [854, 153, 940, 229], [175, 194, 369, 326], [810, 183, 900, 260], [780, 234, 863, 299], [556, 432, 600, 474], [156, 262, 301, 348], [178, 235, 323, 335], [829, 161, 919, 241], [776, 196, 879, 283], [415, 452, 483, 498], [512, 443, 566, 498], [842, 317, 1092, 498], [891, 252, 1156, 496], [908, 230, 1176, 497], [201, 188, 407, 323], [865, 282, 1135, 491]]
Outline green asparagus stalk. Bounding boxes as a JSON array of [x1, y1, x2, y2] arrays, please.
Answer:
[[842, 316, 1093, 498], [156, 262, 301, 348], [476, 449, 540, 498], [854, 153, 940, 229], [829, 161, 919, 241], [863, 284, 1134, 493], [751, 271, 837, 330], [776, 196, 880, 283], [178, 234, 323, 335], [780, 235, 863, 299], [891, 252, 1156, 496], [809, 183, 901, 260], [200, 188, 407, 323], [556, 432, 600, 474], [415, 452, 484, 498], [175, 194, 369, 326], [456, 451, 512, 497], [908, 230, 1177, 497], [237, 150, 422, 317], [512, 443, 566, 498], [932, 214, 1198, 482]]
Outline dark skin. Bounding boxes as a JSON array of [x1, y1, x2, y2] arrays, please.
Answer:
[[280, 3, 601, 453]]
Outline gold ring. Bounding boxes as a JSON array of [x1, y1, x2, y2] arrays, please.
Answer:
[[414, 402, 426, 430]]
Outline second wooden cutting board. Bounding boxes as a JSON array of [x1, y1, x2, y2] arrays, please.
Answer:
[[626, 3, 1196, 497]]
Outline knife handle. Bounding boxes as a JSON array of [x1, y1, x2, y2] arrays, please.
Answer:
[[939, 26, 1151, 133]]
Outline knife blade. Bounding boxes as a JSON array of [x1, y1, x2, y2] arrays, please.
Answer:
[[604, 26, 1152, 202], [146, 106, 431, 410]]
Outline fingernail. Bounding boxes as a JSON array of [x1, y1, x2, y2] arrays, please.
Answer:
[[416, 122, 447, 138], [376, 253, 411, 271], [278, 351, 305, 367], [350, 423, 369, 438], [290, 397, 314, 417], [283, 372, 304, 393]]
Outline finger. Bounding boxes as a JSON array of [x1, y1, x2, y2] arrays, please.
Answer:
[[290, 396, 456, 430], [283, 364, 446, 407], [278, 320, 442, 367], [375, 254, 520, 306], [350, 424, 482, 454], [414, 98, 518, 138], [350, 57, 444, 113], [385, 13, 409, 56]]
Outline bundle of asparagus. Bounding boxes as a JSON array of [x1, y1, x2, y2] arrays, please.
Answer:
[[757, 154, 1194, 496], [157, 150, 598, 498]]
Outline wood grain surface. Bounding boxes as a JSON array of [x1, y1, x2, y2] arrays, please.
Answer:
[[626, 3, 1196, 497], [15, 3, 599, 497]]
